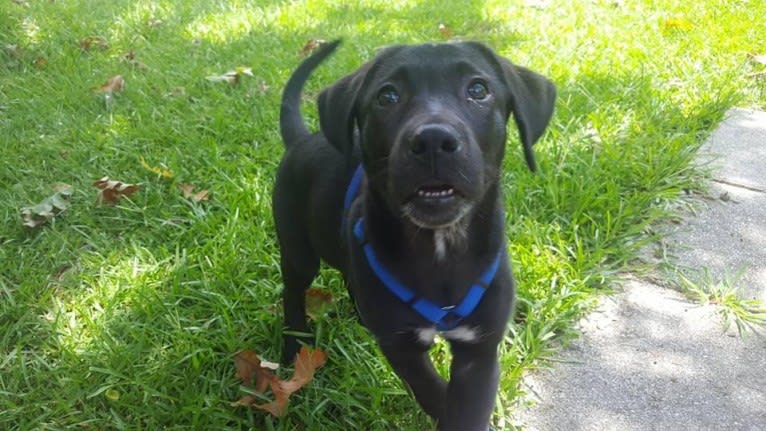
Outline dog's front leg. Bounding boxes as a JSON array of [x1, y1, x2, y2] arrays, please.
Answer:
[[379, 341, 448, 421], [441, 342, 500, 431]]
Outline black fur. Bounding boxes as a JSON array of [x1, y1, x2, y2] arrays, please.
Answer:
[[274, 40, 556, 431]]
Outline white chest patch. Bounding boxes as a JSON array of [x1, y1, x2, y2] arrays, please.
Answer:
[[433, 230, 446, 261], [442, 326, 478, 342], [415, 326, 478, 344], [416, 327, 437, 344]]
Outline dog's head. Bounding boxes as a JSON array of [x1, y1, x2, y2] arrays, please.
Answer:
[[318, 42, 556, 229]]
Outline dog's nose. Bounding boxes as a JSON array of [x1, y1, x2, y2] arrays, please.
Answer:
[[409, 125, 461, 157]]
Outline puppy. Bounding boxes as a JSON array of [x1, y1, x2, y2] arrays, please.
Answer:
[[273, 40, 555, 431]]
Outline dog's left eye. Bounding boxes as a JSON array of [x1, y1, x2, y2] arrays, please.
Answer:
[[377, 86, 400, 106], [467, 80, 489, 100]]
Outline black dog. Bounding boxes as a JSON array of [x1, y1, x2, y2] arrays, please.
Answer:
[[274, 40, 555, 430]]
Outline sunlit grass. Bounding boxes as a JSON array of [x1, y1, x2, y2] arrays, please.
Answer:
[[678, 269, 766, 336]]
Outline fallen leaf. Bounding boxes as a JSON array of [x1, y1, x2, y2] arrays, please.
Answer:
[[33, 57, 47, 69], [206, 67, 253, 85], [438, 23, 453, 39], [232, 346, 327, 417], [305, 288, 333, 320], [234, 350, 276, 394], [192, 189, 210, 202], [121, 50, 149, 70], [93, 176, 139, 204], [255, 346, 327, 417], [80, 36, 109, 51], [255, 378, 290, 417], [230, 394, 258, 408], [663, 17, 693, 32], [21, 186, 73, 228], [140, 157, 173, 179], [98, 75, 125, 93], [279, 346, 327, 393], [177, 183, 210, 202], [298, 39, 326, 57]]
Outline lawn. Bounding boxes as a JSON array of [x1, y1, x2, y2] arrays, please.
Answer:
[[1, 0, 764, 429]]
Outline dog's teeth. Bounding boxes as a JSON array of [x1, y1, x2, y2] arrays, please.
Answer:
[[417, 187, 455, 198]]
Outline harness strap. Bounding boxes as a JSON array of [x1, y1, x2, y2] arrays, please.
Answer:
[[343, 164, 365, 211], [345, 164, 503, 331], [354, 218, 502, 331]]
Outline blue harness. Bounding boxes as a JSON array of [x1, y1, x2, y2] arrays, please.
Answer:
[[344, 165, 502, 331]]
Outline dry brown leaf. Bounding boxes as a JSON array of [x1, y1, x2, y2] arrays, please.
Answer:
[[177, 183, 210, 202], [232, 346, 327, 417], [438, 23, 453, 39], [230, 394, 258, 408], [255, 377, 290, 416], [298, 39, 326, 57], [255, 346, 327, 417], [178, 183, 194, 197], [93, 176, 139, 204], [80, 36, 109, 51], [305, 288, 333, 320], [279, 346, 327, 393], [98, 75, 125, 93], [234, 350, 276, 394], [191, 189, 210, 202], [121, 50, 149, 70]]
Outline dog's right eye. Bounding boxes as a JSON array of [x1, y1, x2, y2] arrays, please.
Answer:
[[377, 86, 400, 106]]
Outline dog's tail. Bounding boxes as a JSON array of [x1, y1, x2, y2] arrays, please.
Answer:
[[280, 39, 342, 148]]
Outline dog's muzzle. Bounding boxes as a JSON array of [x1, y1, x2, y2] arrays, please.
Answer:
[[395, 123, 479, 229]]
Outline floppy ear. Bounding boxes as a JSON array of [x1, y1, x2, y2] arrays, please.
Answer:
[[500, 60, 557, 172], [317, 65, 370, 157]]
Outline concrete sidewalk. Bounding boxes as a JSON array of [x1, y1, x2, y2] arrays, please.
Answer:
[[514, 108, 766, 431]]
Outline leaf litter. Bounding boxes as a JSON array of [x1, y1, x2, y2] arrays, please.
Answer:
[[232, 346, 327, 417], [93, 177, 139, 205], [21, 185, 73, 228]]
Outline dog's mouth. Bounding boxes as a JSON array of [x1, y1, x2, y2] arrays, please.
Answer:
[[402, 184, 471, 229], [414, 184, 457, 201]]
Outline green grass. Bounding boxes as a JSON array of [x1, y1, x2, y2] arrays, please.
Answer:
[[1, 0, 765, 429], [677, 269, 766, 336]]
